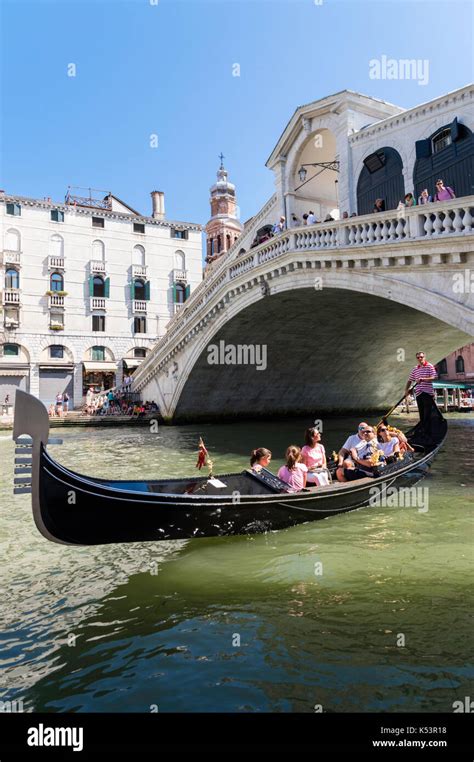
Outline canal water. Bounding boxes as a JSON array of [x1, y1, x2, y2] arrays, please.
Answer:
[[0, 413, 472, 713]]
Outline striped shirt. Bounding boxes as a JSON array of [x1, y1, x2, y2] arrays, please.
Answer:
[[408, 363, 437, 396]]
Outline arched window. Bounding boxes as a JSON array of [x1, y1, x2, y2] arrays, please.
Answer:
[[217, 235, 222, 253], [226, 234, 231, 250], [93, 276, 105, 297], [437, 359, 447, 375], [134, 279, 146, 300], [5, 268, 19, 289], [3, 343, 19, 356], [50, 272, 64, 291], [50, 234, 64, 258], [175, 250, 185, 270], [5, 228, 20, 251], [413, 121, 474, 201], [356, 146, 405, 215], [134, 347, 147, 358], [175, 283, 186, 303], [132, 244, 145, 266], [92, 240, 105, 261], [91, 346, 106, 362], [455, 356, 465, 373]]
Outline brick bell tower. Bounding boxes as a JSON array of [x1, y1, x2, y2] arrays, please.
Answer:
[[205, 153, 243, 261]]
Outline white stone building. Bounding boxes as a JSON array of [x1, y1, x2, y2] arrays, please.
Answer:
[[232, 84, 474, 253], [0, 188, 202, 408]]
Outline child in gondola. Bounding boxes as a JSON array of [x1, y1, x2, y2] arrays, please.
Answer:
[[250, 447, 272, 472], [277, 446, 307, 492]]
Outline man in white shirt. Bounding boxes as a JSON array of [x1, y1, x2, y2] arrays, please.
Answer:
[[307, 210, 316, 224], [336, 422, 369, 482]]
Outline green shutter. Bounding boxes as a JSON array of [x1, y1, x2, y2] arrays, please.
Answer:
[[104, 277, 110, 298], [130, 280, 135, 300], [185, 284, 190, 300], [145, 280, 150, 301], [172, 283, 177, 303], [89, 276, 94, 296]]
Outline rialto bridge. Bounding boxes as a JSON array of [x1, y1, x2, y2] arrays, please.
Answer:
[[132, 198, 474, 422]]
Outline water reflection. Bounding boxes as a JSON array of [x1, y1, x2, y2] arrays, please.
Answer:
[[0, 415, 472, 712]]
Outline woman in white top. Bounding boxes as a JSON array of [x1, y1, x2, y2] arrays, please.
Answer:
[[376, 424, 400, 460]]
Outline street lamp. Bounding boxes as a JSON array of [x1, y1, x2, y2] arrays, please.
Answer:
[[295, 161, 340, 191], [298, 166, 307, 183]]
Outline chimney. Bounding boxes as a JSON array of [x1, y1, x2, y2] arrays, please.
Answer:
[[151, 190, 165, 220]]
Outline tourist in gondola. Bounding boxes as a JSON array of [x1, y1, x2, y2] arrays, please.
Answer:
[[250, 447, 272, 472], [404, 351, 438, 444], [376, 424, 400, 461], [301, 427, 329, 486], [345, 427, 384, 480], [335, 422, 369, 482], [277, 445, 307, 491]]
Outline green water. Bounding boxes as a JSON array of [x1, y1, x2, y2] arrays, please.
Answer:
[[0, 413, 472, 713]]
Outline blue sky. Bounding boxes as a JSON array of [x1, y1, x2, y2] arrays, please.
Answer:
[[1, 0, 473, 230]]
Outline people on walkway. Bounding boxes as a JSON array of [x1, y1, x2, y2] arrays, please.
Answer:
[[418, 188, 432, 205], [434, 179, 455, 201], [404, 192, 417, 207], [373, 198, 385, 213], [272, 216, 286, 234], [404, 351, 438, 443], [55, 392, 63, 417], [277, 446, 307, 491]]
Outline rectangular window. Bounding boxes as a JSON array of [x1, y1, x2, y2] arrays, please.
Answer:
[[51, 209, 65, 222], [171, 228, 188, 240], [92, 216, 105, 228], [50, 345, 64, 359], [133, 223, 145, 234], [92, 315, 106, 332], [4, 308, 20, 328], [91, 346, 105, 361], [134, 316, 147, 334], [6, 203, 21, 216], [50, 312, 64, 328], [4, 343, 19, 356]]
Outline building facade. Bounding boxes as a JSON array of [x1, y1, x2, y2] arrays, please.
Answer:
[[230, 84, 473, 253], [0, 188, 202, 408], [437, 343, 474, 384], [205, 158, 243, 261]]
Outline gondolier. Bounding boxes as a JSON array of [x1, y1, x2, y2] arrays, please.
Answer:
[[405, 351, 438, 443]]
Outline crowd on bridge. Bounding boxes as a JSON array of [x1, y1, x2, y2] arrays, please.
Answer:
[[82, 386, 159, 418]]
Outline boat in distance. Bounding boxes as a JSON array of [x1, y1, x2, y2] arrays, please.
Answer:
[[12, 390, 447, 546]]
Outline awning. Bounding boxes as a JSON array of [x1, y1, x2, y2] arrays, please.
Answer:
[[39, 364, 75, 371], [433, 381, 473, 390], [83, 362, 117, 372], [0, 367, 30, 376], [123, 358, 142, 369]]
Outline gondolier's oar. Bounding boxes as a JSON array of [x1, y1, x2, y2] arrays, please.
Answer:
[[378, 384, 417, 426]]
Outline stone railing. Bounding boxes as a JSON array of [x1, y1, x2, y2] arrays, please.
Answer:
[[3, 289, 21, 305], [132, 264, 147, 279], [133, 300, 147, 313], [49, 294, 65, 308], [90, 260, 106, 273], [132, 195, 474, 388], [90, 297, 106, 310], [3, 250, 21, 265], [48, 255, 65, 269]]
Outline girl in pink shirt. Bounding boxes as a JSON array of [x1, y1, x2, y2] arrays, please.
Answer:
[[277, 446, 307, 492], [301, 427, 329, 486]]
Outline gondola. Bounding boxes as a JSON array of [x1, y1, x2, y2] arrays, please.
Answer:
[[12, 390, 447, 546]]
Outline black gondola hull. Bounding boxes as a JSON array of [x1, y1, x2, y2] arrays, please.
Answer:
[[38, 444, 439, 545]]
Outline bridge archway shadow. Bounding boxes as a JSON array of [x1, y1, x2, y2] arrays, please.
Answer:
[[174, 287, 471, 423]]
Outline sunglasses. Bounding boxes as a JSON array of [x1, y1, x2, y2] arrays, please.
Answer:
[[379, 428, 387, 432]]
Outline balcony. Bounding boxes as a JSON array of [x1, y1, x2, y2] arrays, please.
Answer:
[[3, 250, 21, 266], [173, 302, 184, 315], [48, 256, 65, 270], [90, 297, 106, 310], [90, 260, 106, 274], [48, 294, 65, 309], [133, 300, 147, 313], [174, 269, 188, 283], [132, 264, 147, 278], [2, 289, 21, 306]]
